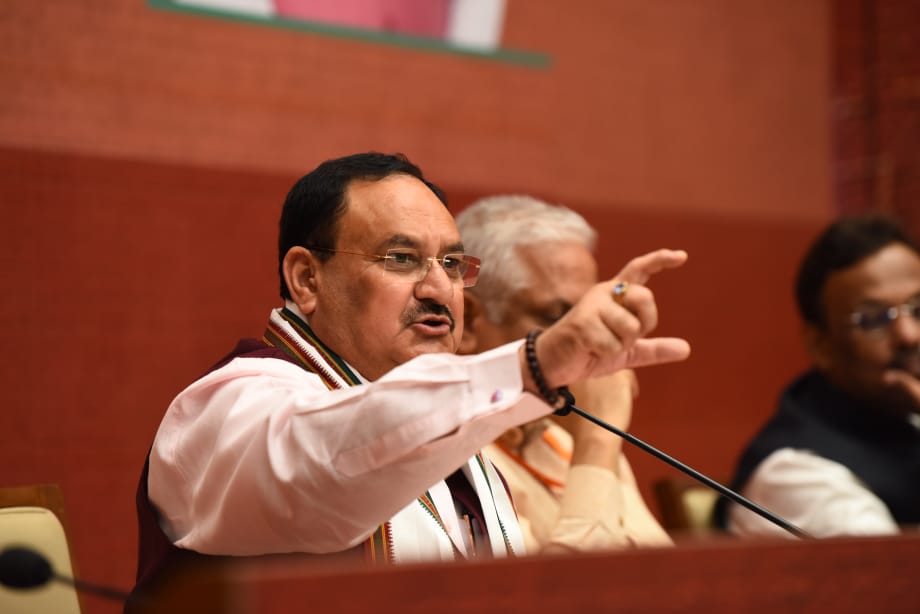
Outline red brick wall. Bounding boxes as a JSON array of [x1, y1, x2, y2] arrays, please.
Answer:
[[832, 0, 920, 236], [0, 0, 831, 223]]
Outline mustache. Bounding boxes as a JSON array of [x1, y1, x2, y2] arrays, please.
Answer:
[[403, 300, 455, 331]]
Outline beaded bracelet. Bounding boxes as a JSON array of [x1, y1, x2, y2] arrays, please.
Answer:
[[524, 329, 569, 409]]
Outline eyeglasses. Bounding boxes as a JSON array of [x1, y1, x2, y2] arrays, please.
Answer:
[[849, 299, 920, 334], [307, 246, 481, 287]]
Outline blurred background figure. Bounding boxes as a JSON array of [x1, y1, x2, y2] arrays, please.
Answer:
[[718, 214, 920, 538], [456, 195, 673, 553]]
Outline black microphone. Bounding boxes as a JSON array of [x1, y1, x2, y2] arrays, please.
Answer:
[[0, 545, 131, 602], [555, 390, 812, 539]]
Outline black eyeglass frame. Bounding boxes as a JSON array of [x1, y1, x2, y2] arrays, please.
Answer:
[[848, 298, 920, 333]]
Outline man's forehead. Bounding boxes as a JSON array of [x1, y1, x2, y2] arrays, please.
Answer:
[[826, 245, 920, 306], [340, 175, 459, 246], [344, 174, 441, 210]]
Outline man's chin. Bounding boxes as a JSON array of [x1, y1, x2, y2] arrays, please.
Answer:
[[404, 337, 458, 358]]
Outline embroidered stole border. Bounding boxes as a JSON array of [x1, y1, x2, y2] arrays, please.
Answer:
[[493, 439, 566, 491], [263, 307, 521, 562]]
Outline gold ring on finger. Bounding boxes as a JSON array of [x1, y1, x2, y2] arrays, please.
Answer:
[[612, 281, 629, 305]]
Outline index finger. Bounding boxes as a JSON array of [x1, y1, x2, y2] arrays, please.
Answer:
[[621, 337, 691, 369], [614, 249, 688, 285]]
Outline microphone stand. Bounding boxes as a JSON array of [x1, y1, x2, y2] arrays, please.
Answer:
[[57, 574, 132, 602], [0, 546, 132, 603], [556, 390, 811, 540]]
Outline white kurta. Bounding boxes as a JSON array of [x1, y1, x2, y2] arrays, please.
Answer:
[[727, 448, 900, 538], [148, 328, 547, 558]]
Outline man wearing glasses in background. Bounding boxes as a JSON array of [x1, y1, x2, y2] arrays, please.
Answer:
[[130, 152, 690, 600], [718, 214, 920, 538]]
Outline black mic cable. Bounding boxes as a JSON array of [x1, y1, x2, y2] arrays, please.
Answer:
[[0, 545, 131, 602], [555, 389, 812, 540]]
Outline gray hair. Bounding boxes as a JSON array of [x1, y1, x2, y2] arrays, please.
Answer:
[[455, 195, 597, 322]]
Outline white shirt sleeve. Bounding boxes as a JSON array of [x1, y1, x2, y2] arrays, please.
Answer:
[[148, 340, 550, 556], [727, 448, 899, 538]]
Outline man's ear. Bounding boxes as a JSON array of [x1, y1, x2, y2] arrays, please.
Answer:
[[802, 323, 833, 371], [282, 247, 320, 315], [458, 292, 483, 355]]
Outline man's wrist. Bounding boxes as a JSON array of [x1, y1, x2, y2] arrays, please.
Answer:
[[519, 344, 541, 397]]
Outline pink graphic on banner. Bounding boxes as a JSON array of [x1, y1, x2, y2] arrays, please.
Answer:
[[273, 0, 450, 39]]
